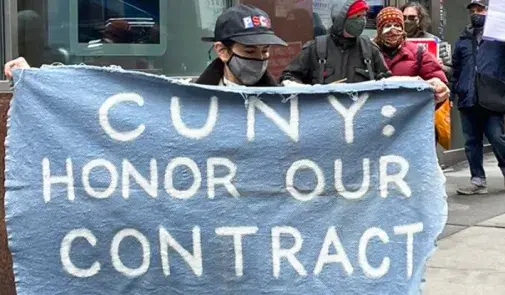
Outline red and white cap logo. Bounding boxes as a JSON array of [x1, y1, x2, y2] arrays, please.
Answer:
[[242, 16, 271, 29]]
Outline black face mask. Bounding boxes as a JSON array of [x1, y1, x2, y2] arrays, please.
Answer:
[[343, 16, 367, 38], [471, 14, 486, 28], [404, 20, 419, 37], [226, 53, 268, 86]]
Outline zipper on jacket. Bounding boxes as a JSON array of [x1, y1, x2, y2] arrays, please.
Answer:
[[475, 44, 479, 72], [341, 48, 348, 81]]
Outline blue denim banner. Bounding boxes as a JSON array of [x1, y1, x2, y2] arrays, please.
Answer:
[[6, 66, 447, 295]]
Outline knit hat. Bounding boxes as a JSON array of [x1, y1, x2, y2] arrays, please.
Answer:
[[347, 0, 369, 17], [376, 7, 404, 32]]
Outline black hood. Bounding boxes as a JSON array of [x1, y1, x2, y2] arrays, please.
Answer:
[[330, 0, 356, 36]]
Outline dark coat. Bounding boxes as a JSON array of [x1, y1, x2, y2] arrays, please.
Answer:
[[279, 0, 389, 85], [451, 25, 505, 109]]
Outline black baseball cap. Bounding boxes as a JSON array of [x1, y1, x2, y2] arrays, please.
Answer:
[[202, 4, 287, 46], [467, 0, 488, 9]]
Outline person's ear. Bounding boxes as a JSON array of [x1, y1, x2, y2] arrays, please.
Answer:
[[214, 42, 232, 63]]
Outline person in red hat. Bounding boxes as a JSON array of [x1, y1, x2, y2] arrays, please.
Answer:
[[280, 0, 390, 85], [374, 7, 448, 105], [342, 0, 371, 40]]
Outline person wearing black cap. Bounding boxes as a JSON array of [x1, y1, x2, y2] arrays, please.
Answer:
[[451, 0, 505, 195], [195, 4, 287, 86], [279, 0, 390, 85]]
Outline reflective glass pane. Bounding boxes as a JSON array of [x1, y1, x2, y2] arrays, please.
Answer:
[[16, 0, 229, 76]]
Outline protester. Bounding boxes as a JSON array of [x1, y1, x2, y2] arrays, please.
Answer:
[[451, 0, 505, 195], [196, 5, 287, 86], [279, 0, 390, 85], [400, 2, 452, 77], [374, 7, 449, 104]]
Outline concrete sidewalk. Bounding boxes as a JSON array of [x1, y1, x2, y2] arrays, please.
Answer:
[[424, 154, 505, 295]]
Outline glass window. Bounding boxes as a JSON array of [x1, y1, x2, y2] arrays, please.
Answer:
[[13, 0, 389, 79], [16, 0, 230, 77]]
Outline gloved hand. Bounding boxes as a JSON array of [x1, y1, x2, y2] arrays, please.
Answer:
[[438, 42, 452, 66]]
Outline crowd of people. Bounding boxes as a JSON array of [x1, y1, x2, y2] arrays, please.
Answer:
[[3, 0, 505, 195]]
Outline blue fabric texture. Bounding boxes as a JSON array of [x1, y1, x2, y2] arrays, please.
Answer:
[[451, 26, 505, 109], [6, 66, 447, 295]]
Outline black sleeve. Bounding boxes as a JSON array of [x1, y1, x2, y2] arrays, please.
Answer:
[[370, 43, 391, 79], [449, 40, 462, 102], [279, 41, 314, 84]]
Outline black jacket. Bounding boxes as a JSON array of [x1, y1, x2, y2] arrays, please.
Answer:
[[280, 0, 389, 84], [194, 59, 279, 86]]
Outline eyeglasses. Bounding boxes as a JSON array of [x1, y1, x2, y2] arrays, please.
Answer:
[[403, 15, 418, 21]]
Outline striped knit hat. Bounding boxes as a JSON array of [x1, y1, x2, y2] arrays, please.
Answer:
[[376, 7, 404, 32]]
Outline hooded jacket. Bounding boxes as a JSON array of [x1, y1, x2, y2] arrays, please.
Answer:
[[194, 59, 278, 86], [451, 25, 505, 109], [279, 0, 389, 84]]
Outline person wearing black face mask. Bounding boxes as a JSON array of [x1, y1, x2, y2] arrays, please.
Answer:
[[400, 2, 452, 79], [451, 0, 505, 195], [280, 0, 390, 85], [195, 4, 286, 87]]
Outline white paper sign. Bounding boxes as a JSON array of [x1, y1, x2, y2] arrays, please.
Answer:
[[483, 0, 505, 42]]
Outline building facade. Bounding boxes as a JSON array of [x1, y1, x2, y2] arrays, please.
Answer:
[[0, 1, 481, 293]]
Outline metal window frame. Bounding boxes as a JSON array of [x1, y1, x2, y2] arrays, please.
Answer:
[[1, 0, 18, 92], [0, 0, 237, 91]]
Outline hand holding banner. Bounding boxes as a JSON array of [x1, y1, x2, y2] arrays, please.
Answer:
[[6, 67, 447, 295]]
